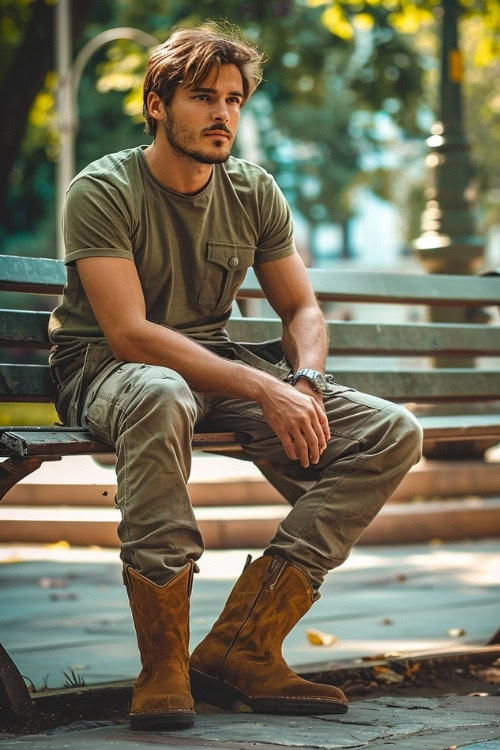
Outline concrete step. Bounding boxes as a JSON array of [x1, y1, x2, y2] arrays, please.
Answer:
[[3, 456, 500, 507], [0, 497, 499, 548]]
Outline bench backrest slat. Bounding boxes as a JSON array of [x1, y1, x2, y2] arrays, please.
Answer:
[[2, 363, 499, 404], [240, 268, 500, 306], [3, 310, 500, 358], [0, 364, 54, 401], [0, 310, 52, 348], [226, 318, 500, 356], [0, 255, 66, 294], [1, 254, 499, 306]]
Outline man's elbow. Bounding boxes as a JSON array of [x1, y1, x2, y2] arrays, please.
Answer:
[[106, 325, 144, 363]]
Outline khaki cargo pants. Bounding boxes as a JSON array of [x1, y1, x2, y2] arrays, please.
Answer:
[[68, 355, 423, 590]]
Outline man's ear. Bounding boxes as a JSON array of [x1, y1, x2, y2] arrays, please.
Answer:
[[146, 92, 165, 124]]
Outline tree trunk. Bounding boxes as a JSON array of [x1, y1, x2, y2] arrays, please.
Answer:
[[0, 0, 92, 221]]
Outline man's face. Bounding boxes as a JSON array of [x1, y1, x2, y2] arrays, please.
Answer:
[[162, 64, 243, 165]]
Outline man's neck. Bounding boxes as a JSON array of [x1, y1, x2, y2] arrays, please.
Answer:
[[144, 140, 213, 195]]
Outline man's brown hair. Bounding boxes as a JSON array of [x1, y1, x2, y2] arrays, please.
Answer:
[[143, 24, 264, 136]]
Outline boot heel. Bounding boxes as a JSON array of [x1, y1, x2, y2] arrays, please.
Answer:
[[189, 669, 236, 710]]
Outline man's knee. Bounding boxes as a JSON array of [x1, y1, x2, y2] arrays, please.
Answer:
[[128, 366, 198, 428], [382, 402, 423, 466]]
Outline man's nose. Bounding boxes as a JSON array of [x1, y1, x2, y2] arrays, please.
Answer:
[[212, 101, 229, 122]]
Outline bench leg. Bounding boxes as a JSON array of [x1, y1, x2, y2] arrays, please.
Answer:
[[0, 456, 61, 503], [0, 643, 34, 726]]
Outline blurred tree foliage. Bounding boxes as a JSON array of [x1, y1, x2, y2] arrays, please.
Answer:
[[0, 0, 498, 257], [312, 0, 500, 229], [0, 0, 92, 254]]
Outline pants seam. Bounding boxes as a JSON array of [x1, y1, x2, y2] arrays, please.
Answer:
[[286, 450, 363, 558]]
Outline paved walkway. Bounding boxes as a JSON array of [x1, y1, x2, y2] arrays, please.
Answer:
[[1, 696, 500, 748], [1, 540, 500, 747]]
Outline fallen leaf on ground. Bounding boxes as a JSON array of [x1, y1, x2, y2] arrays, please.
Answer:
[[373, 665, 405, 684], [447, 627, 466, 637], [306, 628, 338, 646], [362, 651, 405, 661]]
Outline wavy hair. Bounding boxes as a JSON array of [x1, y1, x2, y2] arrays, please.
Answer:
[[143, 24, 264, 135]]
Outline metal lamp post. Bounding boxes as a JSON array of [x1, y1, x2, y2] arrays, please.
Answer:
[[55, 0, 158, 258], [414, 0, 484, 280], [413, 0, 489, 458]]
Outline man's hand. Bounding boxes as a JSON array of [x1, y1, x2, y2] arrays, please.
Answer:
[[294, 377, 326, 414], [258, 379, 330, 468]]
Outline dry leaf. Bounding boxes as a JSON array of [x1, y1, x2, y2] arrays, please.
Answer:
[[44, 541, 71, 549], [306, 628, 338, 646], [362, 651, 404, 661], [373, 665, 404, 684], [404, 662, 421, 678]]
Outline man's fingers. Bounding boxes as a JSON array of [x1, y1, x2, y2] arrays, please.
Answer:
[[311, 397, 330, 444], [280, 433, 298, 462], [292, 430, 311, 468], [299, 422, 321, 465]]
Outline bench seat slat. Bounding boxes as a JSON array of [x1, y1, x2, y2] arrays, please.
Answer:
[[0, 428, 249, 458], [2, 417, 500, 459], [3, 310, 500, 357]]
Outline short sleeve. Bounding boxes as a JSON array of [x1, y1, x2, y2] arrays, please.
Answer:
[[254, 174, 296, 264], [63, 176, 135, 266]]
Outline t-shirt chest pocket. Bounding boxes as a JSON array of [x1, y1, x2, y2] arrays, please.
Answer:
[[199, 242, 255, 312]]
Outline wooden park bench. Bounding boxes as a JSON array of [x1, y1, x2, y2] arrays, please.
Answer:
[[1, 252, 500, 725]]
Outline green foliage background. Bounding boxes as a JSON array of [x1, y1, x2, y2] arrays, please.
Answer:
[[0, 0, 498, 258]]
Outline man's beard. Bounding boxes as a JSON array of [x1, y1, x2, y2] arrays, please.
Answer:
[[163, 117, 231, 165]]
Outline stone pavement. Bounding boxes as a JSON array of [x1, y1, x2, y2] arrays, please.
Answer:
[[1, 541, 499, 691], [1, 540, 500, 747], [1, 696, 500, 749]]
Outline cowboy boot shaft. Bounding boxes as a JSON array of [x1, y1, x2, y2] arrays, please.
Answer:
[[124, 564, 195, 729], [223, 557, 312, 668], [190, 556, 285, 679], [126, 565, 191, 667], [190, 555, 347, 715]]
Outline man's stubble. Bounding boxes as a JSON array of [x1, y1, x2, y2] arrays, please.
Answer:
[[162, 113, 231, 165]]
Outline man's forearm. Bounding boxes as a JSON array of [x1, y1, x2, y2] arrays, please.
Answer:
[[280, 304, 328, 374], [112, 318, 273, 402]]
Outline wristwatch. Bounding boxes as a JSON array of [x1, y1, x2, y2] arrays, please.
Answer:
[[289, 368, 330, 394]]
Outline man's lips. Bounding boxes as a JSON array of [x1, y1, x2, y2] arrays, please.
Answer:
[[205, 131, 231, 138]]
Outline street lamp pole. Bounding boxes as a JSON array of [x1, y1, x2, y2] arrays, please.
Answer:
[[55, 0, 74, 260], [413, 0, 484, 277], [413, 0, 488, 459], [54, 0, 158, 258]]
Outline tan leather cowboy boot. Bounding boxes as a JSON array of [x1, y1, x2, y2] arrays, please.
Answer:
[[189, 555, 348, 715], [124, 563, 196, 729]]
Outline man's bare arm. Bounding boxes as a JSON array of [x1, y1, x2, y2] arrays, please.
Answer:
[[76, 256, 327, 467], [254, 252, 329, 390]]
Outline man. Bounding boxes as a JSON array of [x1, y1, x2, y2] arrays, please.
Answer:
[[49, 25, 422, 731]]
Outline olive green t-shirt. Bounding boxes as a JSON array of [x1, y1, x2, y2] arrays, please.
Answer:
[[48, 146, 296, 371]]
